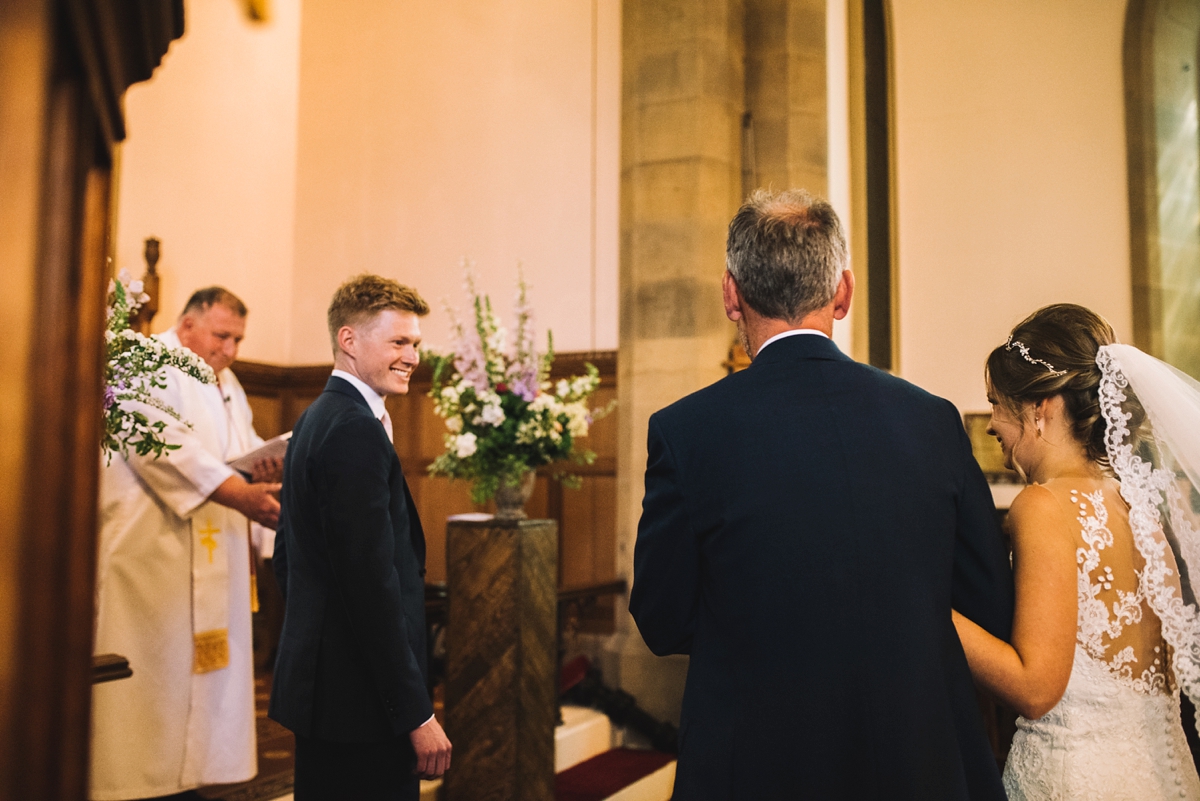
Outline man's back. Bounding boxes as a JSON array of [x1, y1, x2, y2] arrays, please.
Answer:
[[630, 334, 1013, 799]]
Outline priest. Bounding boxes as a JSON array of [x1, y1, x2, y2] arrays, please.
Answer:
[[90, 287, 281, 801]]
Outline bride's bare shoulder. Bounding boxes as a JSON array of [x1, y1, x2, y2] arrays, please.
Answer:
[[1005, 483, 1075, 544]]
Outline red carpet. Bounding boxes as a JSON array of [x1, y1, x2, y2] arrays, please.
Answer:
[[555, 748, 675, 801]]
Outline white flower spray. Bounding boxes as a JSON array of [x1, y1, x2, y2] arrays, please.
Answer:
[[424, 263, 613, 504]]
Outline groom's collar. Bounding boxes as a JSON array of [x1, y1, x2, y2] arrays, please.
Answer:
[[327, 371, 387, 418]]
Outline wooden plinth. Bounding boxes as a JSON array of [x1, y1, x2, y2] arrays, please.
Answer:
[[444, 517, 558, 801]]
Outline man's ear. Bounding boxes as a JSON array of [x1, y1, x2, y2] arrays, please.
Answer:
[[336, 325, 356, 358], [832, 270, 854, 321], [722, 271, 743, 322]]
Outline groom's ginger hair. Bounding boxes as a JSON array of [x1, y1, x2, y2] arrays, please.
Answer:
[[327, 274, 429, 354]]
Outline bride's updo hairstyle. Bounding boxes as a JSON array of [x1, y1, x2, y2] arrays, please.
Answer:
[[986, 304, 1117, 464]]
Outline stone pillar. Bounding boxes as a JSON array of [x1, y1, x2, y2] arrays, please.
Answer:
[[609, 0, 746, 727], [444, 518, 558, 801], [744, 0, 827, 197]]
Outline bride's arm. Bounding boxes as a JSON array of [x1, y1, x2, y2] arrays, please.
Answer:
[[952, 484, 1077, 719]]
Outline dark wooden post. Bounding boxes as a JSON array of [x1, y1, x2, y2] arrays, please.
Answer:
[[444, 517, 558, 801], [129, 236, 161, 335]]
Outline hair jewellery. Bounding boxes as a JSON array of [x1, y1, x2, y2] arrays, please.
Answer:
[[1005, 335, 1067, 376]]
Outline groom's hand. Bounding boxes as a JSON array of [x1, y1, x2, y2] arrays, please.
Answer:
[[410, 716, 452, 779]]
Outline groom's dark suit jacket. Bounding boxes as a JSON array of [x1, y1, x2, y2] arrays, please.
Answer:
[[269, 376, 431, 743], [630, 334, 1013, 800]]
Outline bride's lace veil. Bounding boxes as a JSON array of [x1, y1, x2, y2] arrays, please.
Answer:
[[1098, 343, 1200, 728]]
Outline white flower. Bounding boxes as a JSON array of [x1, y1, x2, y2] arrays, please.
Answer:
[[479, 402, 505, 426], [556, 379, 570, 397], [528, 393, 561, 414], [565, 402, 590, 438], [445, 415, 463, 433], [487, 326, 508, 354], [454, 432, 478, 458]]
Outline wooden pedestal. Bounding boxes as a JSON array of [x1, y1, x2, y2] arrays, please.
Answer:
[[444, 517, 558, 801]]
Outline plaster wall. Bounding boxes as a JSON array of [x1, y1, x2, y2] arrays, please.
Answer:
[[115, 0, 619, 365], [114, 0, 302, 363], [889, 0, 1132, 414], [289, 0, 621, 363]]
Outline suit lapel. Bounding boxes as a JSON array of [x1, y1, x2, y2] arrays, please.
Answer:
[[325, 374, 426, 568]]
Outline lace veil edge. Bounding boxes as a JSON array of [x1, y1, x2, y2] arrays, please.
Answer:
[[1099, 344, 1200, 730]]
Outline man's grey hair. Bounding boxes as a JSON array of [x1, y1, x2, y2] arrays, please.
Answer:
[[725, 189, 847, 321], [181, 286, 248, 318]]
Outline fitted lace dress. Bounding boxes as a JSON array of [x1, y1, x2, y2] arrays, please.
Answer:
[[1003, 480, 1200, 800]]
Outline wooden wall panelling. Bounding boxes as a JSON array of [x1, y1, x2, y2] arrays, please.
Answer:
[[230, 361, 332, 439]]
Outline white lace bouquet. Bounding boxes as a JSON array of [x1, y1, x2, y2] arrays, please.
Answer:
[[425, 269, 609, 504], [103, 270, 215, 461]]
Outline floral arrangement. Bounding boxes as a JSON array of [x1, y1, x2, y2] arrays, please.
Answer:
[[103, 270, 216, 461], [425, 270, 609, 504]]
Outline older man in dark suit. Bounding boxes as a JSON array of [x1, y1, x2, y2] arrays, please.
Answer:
[[629, 190, 1014, 800], [270, 274, 450, 800]]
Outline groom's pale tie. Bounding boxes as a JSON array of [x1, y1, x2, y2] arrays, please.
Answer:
[[380, 409, 394, 444]]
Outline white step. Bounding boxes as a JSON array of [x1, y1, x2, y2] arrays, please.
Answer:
[[556, 704, 613, 772]]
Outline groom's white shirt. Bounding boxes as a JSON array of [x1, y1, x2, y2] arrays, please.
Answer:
[[756, 328, 828, 357], [331, 369, 387, 418]]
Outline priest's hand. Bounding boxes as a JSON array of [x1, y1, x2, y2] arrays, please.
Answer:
[[410, 716, 452, 780], [251, 455, 284, 484], [211, 475, 282, 529]]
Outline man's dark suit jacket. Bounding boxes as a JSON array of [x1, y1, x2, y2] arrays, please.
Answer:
[[629, 334, 1014, 800], [269, 376, 431, 743]]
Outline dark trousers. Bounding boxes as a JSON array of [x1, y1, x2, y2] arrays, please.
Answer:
[[294, 732, 419, 801]]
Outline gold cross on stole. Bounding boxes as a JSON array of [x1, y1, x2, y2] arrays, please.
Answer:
[[198, 520, 220, 563]]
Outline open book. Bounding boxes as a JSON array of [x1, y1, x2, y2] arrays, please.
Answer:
[[228, 431, 292, 475]]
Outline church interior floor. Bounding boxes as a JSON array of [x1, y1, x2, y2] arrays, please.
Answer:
[[189, 673, 672, 801]]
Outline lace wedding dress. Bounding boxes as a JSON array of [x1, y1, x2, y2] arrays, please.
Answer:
[[1003, 481, 1200, 800], [1004, 342, 1200, 800]]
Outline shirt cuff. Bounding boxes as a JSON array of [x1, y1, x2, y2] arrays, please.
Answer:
[[415, 713, 436, 731]]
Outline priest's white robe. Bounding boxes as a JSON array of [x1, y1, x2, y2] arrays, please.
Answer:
[[90, 329, 263, 800]]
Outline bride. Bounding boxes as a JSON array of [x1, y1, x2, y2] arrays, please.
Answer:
[[953, 303, 1200, 800]]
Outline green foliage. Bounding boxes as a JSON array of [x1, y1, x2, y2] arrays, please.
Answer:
[[102, 271, 216, 462]]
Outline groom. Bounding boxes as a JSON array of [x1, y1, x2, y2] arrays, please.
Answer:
[[629, 190, 1014, 799], [269, 274, 451, 800]]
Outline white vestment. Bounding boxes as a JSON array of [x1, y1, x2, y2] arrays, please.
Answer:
[[90, 329, 264, 800]]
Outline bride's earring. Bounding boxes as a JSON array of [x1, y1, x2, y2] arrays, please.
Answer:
[[1035, 417, 1044, 437]]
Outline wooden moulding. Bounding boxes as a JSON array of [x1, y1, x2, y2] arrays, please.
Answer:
[[444, 517, 558, 801]]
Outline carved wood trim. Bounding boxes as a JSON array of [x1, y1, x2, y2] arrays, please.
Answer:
[[62, 0, 183, 146]]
